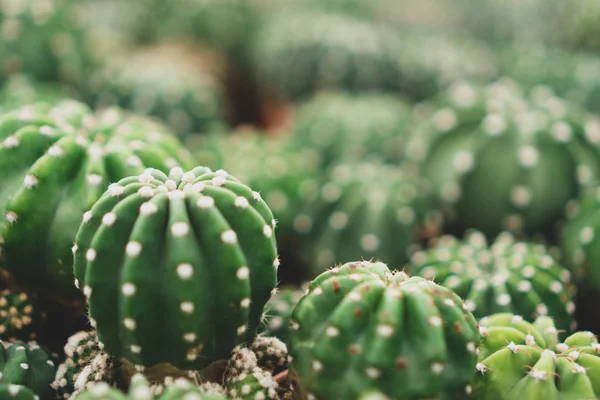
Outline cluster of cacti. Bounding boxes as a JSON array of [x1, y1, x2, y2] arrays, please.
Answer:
[[410, 230, 576, 332], [407, 78, 600, 238]]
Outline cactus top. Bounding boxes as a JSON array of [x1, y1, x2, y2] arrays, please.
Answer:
[[73, 166, 279, 369], [408, 78, 600, 237], [289, 260, 480, 400], [411, 230, 576, 332]]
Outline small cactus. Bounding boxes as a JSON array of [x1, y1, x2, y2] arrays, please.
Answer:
[[72, 167, 279, 369], [408, 78, 600, 237], [289, 260, 480, 400], [0, 290, 46, 342], [249, 336, 288, 373], [258, 287, 305, 344], [476, 312, 600, 399], [225, 346, 279, 400], [0, 101, 193, 298], [0, 341, 56, 400], [161, 377, 228, 400], [73, 373, 159, 400], [411, 230, 576, 333]]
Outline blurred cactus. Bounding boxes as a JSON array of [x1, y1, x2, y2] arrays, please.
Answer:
[[0, 341, 56, 400], [0, 290, 46, 342], [258, 287, 305, 344]]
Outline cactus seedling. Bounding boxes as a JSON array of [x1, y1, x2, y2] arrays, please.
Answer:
[[289, 260, 480, 400], [476, 312, 600, 399], [411, 230, 576, 333], [0, 341, 56, 400], [72, 166, 279, 369], [0, 101, 193, 298]]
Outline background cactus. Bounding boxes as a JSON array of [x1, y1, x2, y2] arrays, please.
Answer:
[[411, 230, 576, 333], [476, 312, 600, 399], [0, 341, 56, 400], [0, 101, 193, 299], [72, 166, 279, 369], [0, 289, 46, 342], [407, 78, 600, 238], [289, 261, 480, 400], [0, 74, 74, 114], [258, 287, 305, 344]]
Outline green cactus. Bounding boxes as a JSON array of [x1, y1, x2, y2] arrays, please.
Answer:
[[0, 383, 38, 400], [258, 287, 305, 344], [89, 41, 229, 137], [72, 166, 279, 369], [411, 230, 576, 333], [289, 260, 481, 400], [161, 378, 228, 400], [0, 74, 74, 113], [251, 10, 403, 101], [73, 373, 157, 400], [292, 92, 412, 166], [0, 101, 193, 299], [0, 290, 47, 342], [557, 0, 600, 51], [294, 160, 439, 278], [194, 130, 321, 236], [408, 78, 600, 238], [476, 312, 600, 399], [0, 341, 56, 400], [224, 346, 279, 400]]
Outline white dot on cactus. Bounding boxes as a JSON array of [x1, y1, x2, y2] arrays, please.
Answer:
[[2, 136, 19, 148], [440, 182, 461, 203], [47, 145, 64, 158], [536, 303, 548, 315], [551, 121, 573, 142], [180, 302, 194, 314], [376, 324, 394, 338], [443, 298, 455, 307], [548, 280, 563, 294], [108, 184, 125, 197], [428, 316, 442, 327], [138, 202, 157, 217], [240, 298, 251, 308], [138, 187, 154, 198], [525, 334, 536, 346], [221, 230, 237, 244], [476, 363, 488, 374], [580, 227, 595, 245], [102, 212, 117, 227], [192, 182, 206, 192], [196, 196, 215, 209], [123, 318, 136, 330], [325, 326, 340, 337], [127, 156, 142, 167], [360, 234, 380, 252], [171, 222, 190, 237], [506, 342, 518, 353], [83, 285, 92, 297], [211, 176, 226, 186], [165, 179, 178, 191], [23, 175, 38, 189], [463, 300, 476, 312], [122, 283, 136, 296], [452, 151, 475, 173], [138, 173, 154, 184], [165, 158, 178, 169], [85, 249, 96, 262], [517, 146, 539, 167], [183, 333, 196, 343], [236, 266, 249, 280], [517, 280, 532, 292], [126, 241, 142, 257], [329, 211, 348, 230], [433, 108, 457, 131], [473, 279, 488, 291], [234, 196, 249, 209], [312, 360, 323, 372], [496, 293, 511, 306], [511, 315, 524, 324], [529, 368, 548, 382], [510, 185, 532, 207], [252, 191, 262, 201], [577, 165, 593, 184], [237, 325, 247, 335], [312, 287, 323, 296], [130, 345, 141, 354], [430, 362, 445, 375], [263, 225, 273, 238], [567, 302, 576, 314], [19, 362, 28, 370], [293, 214, 312, 234], [181, 172, 196, 183], [176, 264, 194, 280]]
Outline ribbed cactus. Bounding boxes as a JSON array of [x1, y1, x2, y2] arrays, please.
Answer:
[[258, 287, 305, 344], [0, 290, 46, 342], [294, 160, 438, 278], [292, 92, 412, 166], [0, 101, 193, 298], [251, 11, 403, 101], [411, 230, 576, 332], [476, 312, 600, 399], [0, 383, 37, 400], [72, 166, 279, 369], [408, 78, 600, 237], [89, 41, 229, 137], [289, 261, 480, 400], [0, 341, 56, 400], [194, 130, 321, 236]]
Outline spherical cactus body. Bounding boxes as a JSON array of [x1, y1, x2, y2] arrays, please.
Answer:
[[289, 261, 480, 400], [225, 345, 279, 400], [258, 287, 305, 344], [408, 79, 600, 237], [0, 290, 46, 342], [73, 374, 159, 400], [72, 167, 279, 369], [476, 312, 600, 399], [0, 101, 193, 298], [411, 230, 576, 332], [0, 341, 56, 400]]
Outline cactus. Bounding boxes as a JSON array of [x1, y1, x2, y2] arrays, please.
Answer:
[[0, 383, 38, 400], [411, 230, 576, 333], [194, 130, 321, 236], [161, 378, 228, 400], [249, 336, 288, 373], [0, 290, 47, 342], [89, 41, 229, 137], [294, 160, 439, 278], [251, 10, 403, 101], [0, 341, 56, 400], [0, 101, 193, 298], [72, 166, 279, 369], [0, 74, 74, 113], [476, 312, 600, 399], [74, 373, 159, 400], [292, 92, 412, 166], [289, 260, 480, 400], [225, 346, 279, 400], [258, 287, 305, 344], [407, 78, 600, 237]]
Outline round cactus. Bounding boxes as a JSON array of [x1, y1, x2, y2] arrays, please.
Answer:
[[225, 345, 279, 400], [294, 160, 439, 278], [289, 260, 481, 400], [251, 10, 403, 101], [291, 92, 412, 166], [407, 78, 600, 237], [411, 230, 576, 332], [89, 41, 229, 137], [194, 130, 321, 236], [0, 290, 46, 342], [0, 341, 56, 400], [0, 101, 193, 298], [476, 312, 600, 399], [249, 336, 288, 373], [73, 373, 161, 400], [258, 287, 305, 344], [161, 378, 228, 400], [72, 166, 279, 369]]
